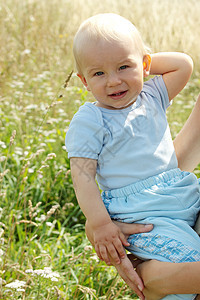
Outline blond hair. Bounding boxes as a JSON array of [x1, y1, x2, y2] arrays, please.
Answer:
[[73, 13, 149, 74]]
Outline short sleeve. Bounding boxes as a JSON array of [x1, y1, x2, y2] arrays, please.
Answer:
[[65, 103, 104, 159], [142, 76, 170, 112]]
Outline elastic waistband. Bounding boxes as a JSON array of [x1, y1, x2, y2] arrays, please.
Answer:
[[103, 168, 186, 198]]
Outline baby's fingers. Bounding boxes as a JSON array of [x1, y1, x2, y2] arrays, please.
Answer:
[[107, 243, 122, 264], [96, 245, 111, 265], [114, 239, 127, 260]]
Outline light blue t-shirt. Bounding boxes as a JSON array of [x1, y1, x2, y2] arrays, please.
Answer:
[[66, 76, 178, 190]]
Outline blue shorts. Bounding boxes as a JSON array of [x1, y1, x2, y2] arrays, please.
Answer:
[[102, 168, 200, 300]]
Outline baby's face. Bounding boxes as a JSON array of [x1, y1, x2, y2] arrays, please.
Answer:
[[78, 36, 146, 110]]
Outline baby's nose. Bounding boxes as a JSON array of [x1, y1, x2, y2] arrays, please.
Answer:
[[107, 73, 121, 86]]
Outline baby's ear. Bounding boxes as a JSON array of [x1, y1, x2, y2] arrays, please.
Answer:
[[143, 55, 151, 77], [77, 74, 91, 91]]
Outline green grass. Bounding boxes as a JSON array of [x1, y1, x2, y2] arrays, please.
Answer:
[[0, 0, 200, 299]]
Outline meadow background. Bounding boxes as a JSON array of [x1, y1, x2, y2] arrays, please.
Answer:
[[0, 0, 200, 299]]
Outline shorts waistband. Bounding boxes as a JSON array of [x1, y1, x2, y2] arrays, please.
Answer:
[[103, 168, 186, 198]]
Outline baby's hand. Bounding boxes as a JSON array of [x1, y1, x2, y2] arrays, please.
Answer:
[[93, 222, 130, 265]]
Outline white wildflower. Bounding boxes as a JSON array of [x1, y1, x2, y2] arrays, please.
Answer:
[[46, 153, 56, 159], [46, 222, 53, 227], [22, 49, 31, 55], [11, 81, 24, 88], [35, 148, 45, 156], [0, 156, 6, 162], [35, 214, 46, 222], [25, 269, 33, 274], [84, 245, 93, 251], [17, 288, 25, 292], [28, 168, 34, 173], [46, 118, 58, 124], [29, 15, 35, 22], [26, 267, 60, 281], [75, 100, 81, 105], [5, 279, 26, 289], [0, 225, 3, 234], [90, 253, 99, 262], [25, 104, 38, 110], [46, 91, 54, 97], [44, 138, 56, 143], [39, 164, 49, 170], [0, 278, 6, 285], [50, 277, 59, 282], [0, 227, 5, 241], [39, 143, 46, 147], [15, 147, 23, 155], [0, 141, 6, 149]]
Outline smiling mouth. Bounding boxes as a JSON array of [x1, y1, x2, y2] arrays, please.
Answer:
[[109, 91, 127, 98]]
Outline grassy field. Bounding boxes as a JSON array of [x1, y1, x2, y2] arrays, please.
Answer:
[[0, 0, 200, 299]]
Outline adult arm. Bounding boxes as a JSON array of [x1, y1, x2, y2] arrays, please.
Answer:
[[174, 94, 200, 172], [70, 157, 129, 265], [136, 259, 200, 300]]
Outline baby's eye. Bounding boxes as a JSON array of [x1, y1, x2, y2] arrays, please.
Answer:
[[94, 71, 104, 76], [119, 65, 129, 70]]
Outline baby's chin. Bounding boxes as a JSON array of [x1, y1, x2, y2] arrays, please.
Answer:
[[115, 99, 137, 109]]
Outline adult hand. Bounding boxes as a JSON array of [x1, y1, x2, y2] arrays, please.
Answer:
[[113, 220, 153, 239], [114, 254, 145, 300], [136, 260, 167, 300]]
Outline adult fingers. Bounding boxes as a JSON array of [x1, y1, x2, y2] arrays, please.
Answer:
[[113, 221, 153, 236], [120, 232, 130, 247], [116, 257, 145, 300]]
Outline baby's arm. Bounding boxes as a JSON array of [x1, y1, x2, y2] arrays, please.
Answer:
[[150, 52, 193, 100], [70, 157, 129, 265]]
